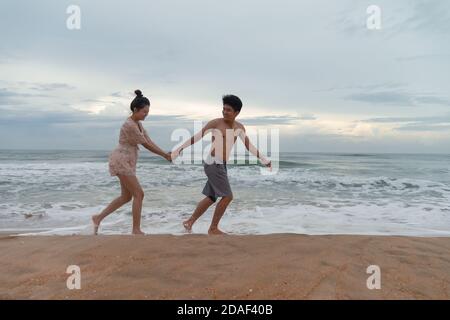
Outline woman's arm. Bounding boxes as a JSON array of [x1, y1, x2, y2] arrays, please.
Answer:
[[142, 131, 171, 161]]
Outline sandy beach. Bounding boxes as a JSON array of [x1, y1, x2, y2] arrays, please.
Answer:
[[0, 234, 449, 300]]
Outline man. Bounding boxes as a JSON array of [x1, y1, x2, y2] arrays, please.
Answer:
[[171, 94, 271, 235]]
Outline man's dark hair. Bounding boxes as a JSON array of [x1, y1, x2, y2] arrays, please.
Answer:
[[222, 94, 242, 112]]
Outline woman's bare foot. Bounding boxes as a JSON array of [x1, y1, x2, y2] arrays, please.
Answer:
[[183, 220, 193, 233], [132, 229, 145, 235], [92, 214, 102, 235], [208, 227, 227, 235]]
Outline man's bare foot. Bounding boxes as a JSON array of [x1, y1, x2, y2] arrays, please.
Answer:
[[92, 214, 102, 235], [208, 227, 227, 235], [183, 220, 193, 233], [132, 229, 145, 235]]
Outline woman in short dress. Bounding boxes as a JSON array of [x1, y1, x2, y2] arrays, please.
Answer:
[[92, 90, 171, 235]]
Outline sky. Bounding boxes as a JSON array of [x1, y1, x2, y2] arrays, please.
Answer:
[[0, 0, 449, 153]]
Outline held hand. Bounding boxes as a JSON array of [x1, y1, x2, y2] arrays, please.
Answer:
[[171, 148, 183, 161], [261, 158, 272, 171], [165, 152, 172, 162]]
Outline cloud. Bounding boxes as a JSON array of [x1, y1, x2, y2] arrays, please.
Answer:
[[1, 1, 449, 152], [0, 81, 78, 106], [239, 115, 303, 126], [360, 114, 450, 132], [0, 88, 20, 98], [29, 83, 76, 91], [414, 96, 450, 106], [400, 0, 450, 34], [299, 114, 317, 120], [332, 0, 450, 46], [395, 124, 450, 131], [1, 81, 76, 92], [0, 88, 50, 105], [345, 91, 414, 106], [361, 115, 450, 124], [318, 82, 406, 93], [0, 106, 189, 126], [345, 91, 450, 107], [396, 53, 450, 62]]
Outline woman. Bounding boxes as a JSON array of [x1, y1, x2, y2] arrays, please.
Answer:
[[92, 90, 171, 235]]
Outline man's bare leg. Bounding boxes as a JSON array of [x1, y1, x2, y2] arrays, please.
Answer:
[[183, 197, 215, 232], [208, 196, 233, 235]]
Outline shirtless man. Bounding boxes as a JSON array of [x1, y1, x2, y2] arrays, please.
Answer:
[[171, 95, 271, 235]]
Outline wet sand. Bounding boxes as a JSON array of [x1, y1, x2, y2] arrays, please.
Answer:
[[0, 234, 449, 299]]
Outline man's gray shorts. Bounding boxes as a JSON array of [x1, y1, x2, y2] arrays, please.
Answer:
[[202, 162, 233, 202]]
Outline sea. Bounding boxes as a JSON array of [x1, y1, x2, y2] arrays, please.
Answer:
[[1, 150, 449, 236]]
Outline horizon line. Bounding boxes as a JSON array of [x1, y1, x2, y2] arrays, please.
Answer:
[[0, 148, 449, 156]]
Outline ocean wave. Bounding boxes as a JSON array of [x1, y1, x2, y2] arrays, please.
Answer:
[[4, 200, 449, 237], [1, 152, 449, 236]]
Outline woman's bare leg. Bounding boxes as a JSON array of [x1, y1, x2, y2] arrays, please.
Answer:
[[116, 175, 145, 235], [183, 197, 215, 233], [92, 176, 132, 234]]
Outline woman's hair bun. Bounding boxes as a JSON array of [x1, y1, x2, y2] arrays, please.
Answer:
[[130, 89, 150, 112]]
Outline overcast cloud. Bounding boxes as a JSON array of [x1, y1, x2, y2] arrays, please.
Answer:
[[0, 0, 449, 153]]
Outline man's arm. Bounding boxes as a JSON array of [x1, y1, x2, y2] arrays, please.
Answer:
[[172, 119, 217, 158], [238, 125, 272, 168]]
